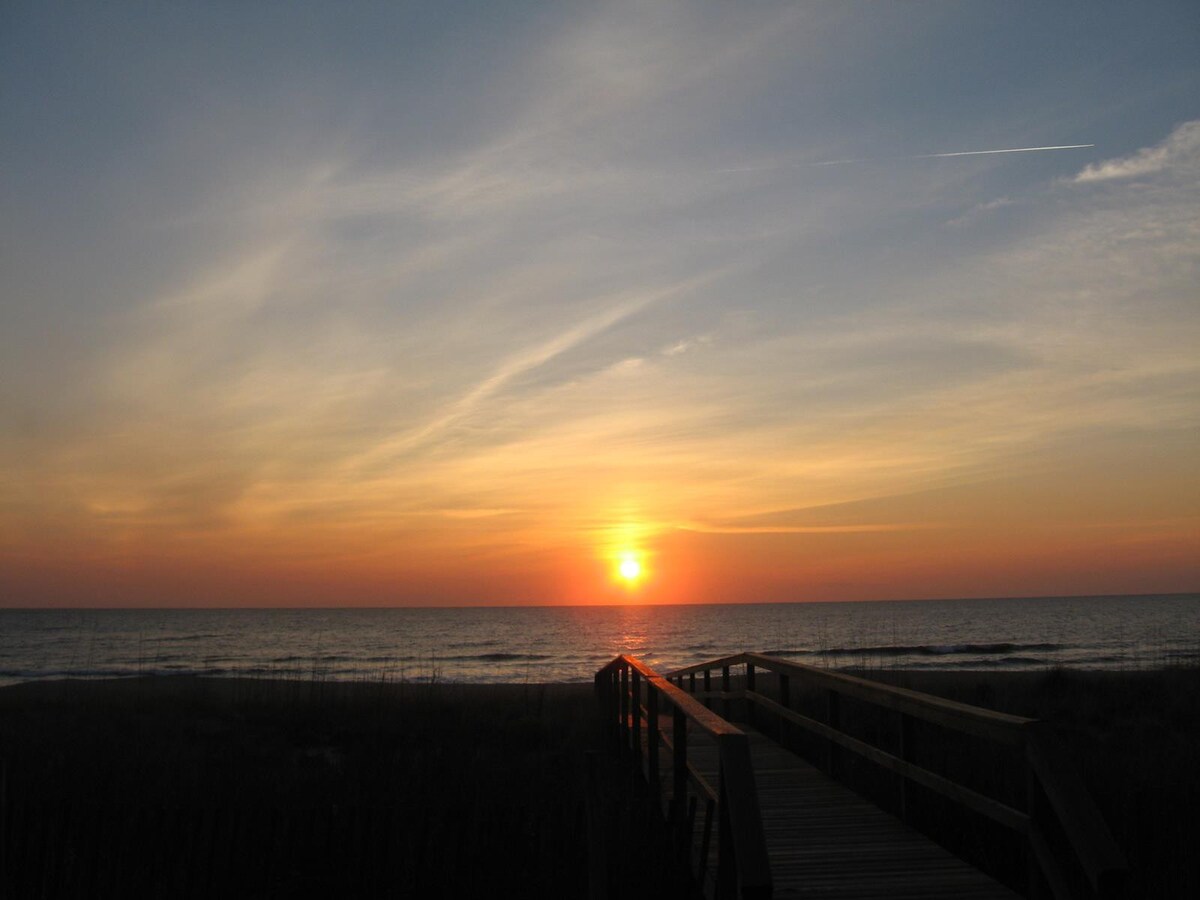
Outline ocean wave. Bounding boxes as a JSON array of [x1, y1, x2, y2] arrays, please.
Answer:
[[762, 642, 1065, 658], [438, 652, 554, 663], [0, 667, 138, 679], [445, 640, 501, 651], [947, 656, 1049, 668], [153, 633, 225, 642]]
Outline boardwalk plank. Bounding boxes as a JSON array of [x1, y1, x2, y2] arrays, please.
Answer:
[[647, 721, 1019, 899]]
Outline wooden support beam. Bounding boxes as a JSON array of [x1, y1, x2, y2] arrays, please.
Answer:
[[721, 665, 731, 720], [1026, 723, 1127, 898], [646, 684, 660, 799], [631, 669, 641, 762], [672, 704, 687, 824], [718, 733, 772, 900]]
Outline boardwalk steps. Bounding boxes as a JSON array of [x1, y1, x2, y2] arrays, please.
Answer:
[[595, 653, 1126, 900]]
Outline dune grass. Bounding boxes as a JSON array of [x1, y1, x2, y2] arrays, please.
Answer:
[[2, 666, 1197, 898], [0, 677, 602, 898]]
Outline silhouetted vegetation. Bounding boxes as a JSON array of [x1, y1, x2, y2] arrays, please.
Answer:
[[3, 666, 1197, 898], [0, 677, 600, 898]]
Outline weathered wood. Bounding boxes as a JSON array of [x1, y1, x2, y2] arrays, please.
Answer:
[[618, 665, 628, 755], [611, 670, 620, 744], [899, 711, 913, 821], [597, 655, 744, 738], [655, 682, 745, 738], [741, 652, 1031, 745], [646, 685, 660, 797], [603, 652, 1124, 900], [585, 753, 609, 900], [671, 653, 749, 678], [673, 703, 687, 823], [718, 733, 772, 899], [1025, 724, 1127, 898], [1028, 822, 1074, 900], [746, 663, 757, 727], [687, 728, 1020, 899], [631, 669, 642, 762], [747, 690, 1030, 833], [598, 655, 772, 898], [1027, 756, 1043, 899], [699, 796, 715, 884], [681, 689, 742, 703], [826, 688, 841, 778], [661, 727, 720, 803], [717, 770, 736, 900], [721, 665, 732, 720]]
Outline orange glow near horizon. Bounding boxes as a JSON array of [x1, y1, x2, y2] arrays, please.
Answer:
[[3, 10, 1200, 611]]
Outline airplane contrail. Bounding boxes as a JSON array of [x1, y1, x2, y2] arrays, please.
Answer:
[[716, 143, 1095, 173], [910, 144, 1095, 159]]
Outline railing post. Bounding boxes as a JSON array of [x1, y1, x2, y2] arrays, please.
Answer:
[[631, 669, 642, 763], [598, 669, 610, 743], [594, 668, 604, 721], [610, 670, 619, 743], [647, 684, 660, 802], [1026, 743, 1045, 900], [619, 664, 629, 758], [672, 703, 687, 825], [722, 665, 731, 719], [703, 669, 712, 710], [689, 671, 695, 693], [716, 733, 772, 900], [746, 662, 756, 726], [717, 756, 737, 900], [898, 712, 912, 821], [778, 673, 790, 745], [826, 689, 841, 778]]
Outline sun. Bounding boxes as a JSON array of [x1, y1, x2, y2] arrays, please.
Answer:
[[618, 557, 642, 582], [613, 549, 647, 588]]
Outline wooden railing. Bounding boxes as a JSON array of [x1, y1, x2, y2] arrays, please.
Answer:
[[595, 655, 772, 900], [665, 652, 1127, 900]]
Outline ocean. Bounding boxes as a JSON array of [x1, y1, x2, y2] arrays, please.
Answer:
[[0, 593, 1196, 686]]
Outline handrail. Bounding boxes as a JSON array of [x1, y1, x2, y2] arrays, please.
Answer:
[[665, 652, 1127, 900], [595, 655, 772, 900], [744, 652, 1031, 744]]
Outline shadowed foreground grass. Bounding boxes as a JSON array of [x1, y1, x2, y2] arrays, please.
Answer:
[[2, 668, 1197, 898], [0, 677, 607, 899]]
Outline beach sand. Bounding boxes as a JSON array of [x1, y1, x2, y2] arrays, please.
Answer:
[[1, 667, 1196, 897]]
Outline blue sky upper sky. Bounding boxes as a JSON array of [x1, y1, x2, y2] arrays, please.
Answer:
[[2, 1, 1198, 605]]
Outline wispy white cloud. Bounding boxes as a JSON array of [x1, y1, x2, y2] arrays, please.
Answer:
[[345, 271, 720, 470], [946, 196, 1015, 227], [1073, 120, 1200, 182], [3, 1, 1198, 599], [678, 522, 943, 535]]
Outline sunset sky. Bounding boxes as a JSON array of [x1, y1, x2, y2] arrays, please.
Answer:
[[3, 2, 1198, 607]]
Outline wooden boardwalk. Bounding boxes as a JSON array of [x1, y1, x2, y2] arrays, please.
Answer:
[[597, 653, 1127, 900], [678, 726, 1018, 898]]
